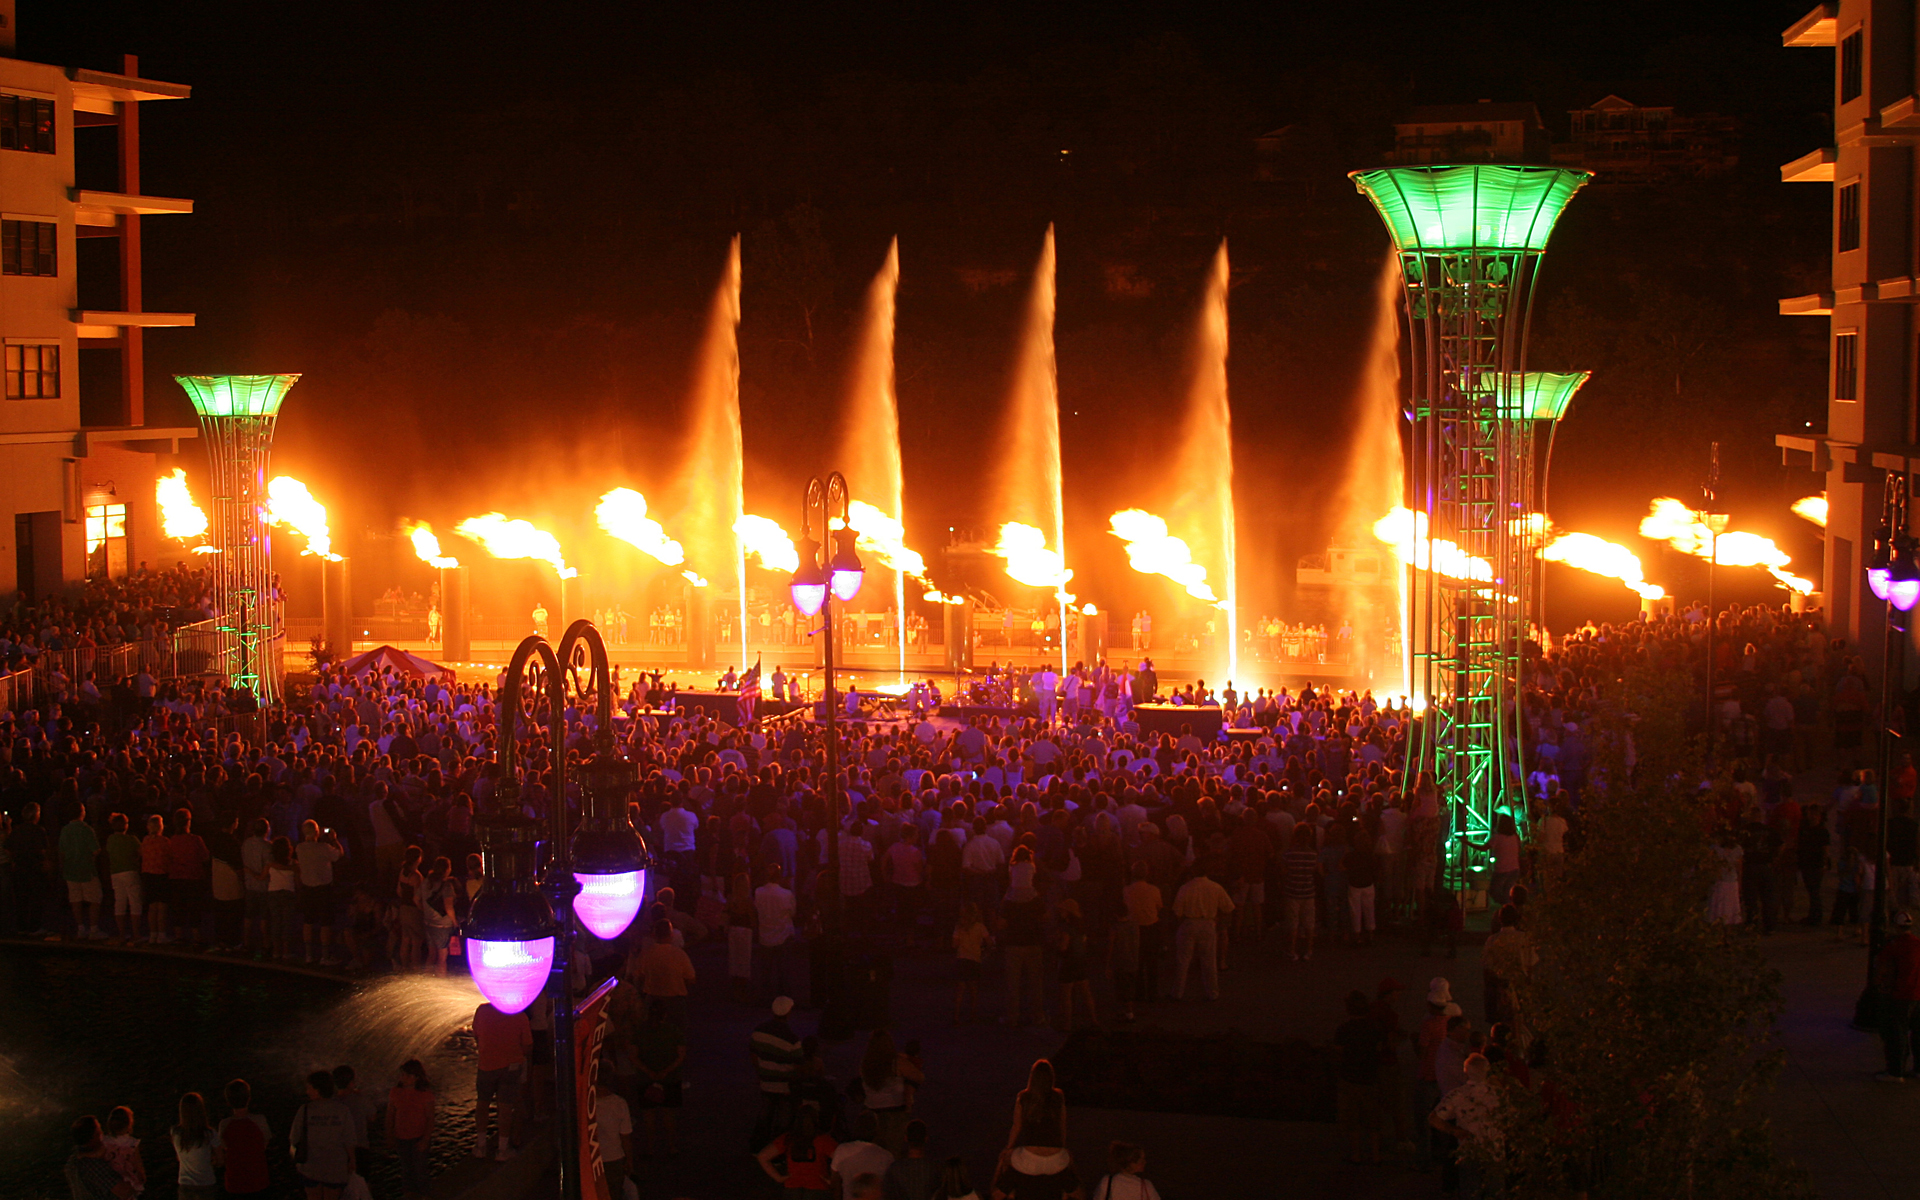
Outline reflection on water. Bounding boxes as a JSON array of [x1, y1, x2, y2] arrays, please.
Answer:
[[0, 948, 481, 1200]]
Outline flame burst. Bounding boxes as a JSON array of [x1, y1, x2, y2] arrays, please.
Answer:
[[990, 522, 1074, 602], [1108, 509, 1220, 603], [264, 476, 341, 561], [1541, 532, 1664, 599], [735, 515, 799, 574], [1781, 495, 1827, 526], [844, 501, 927, 579], [456, 513, 576, 578], [404, 521, 459, 569], [923, 589, 965, 605], [682, 570, 709, 587], [1638, 497, 1812, 593], [595, 488, 686, 566], [156, 469, 208, 542], [1371, 507, 1494, 583]]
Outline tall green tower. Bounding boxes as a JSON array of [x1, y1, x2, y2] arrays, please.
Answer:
[[1349, 165, 1589, 887]]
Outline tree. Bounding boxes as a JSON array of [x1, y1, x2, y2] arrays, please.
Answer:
[[1495, 665, 1810, 1200]]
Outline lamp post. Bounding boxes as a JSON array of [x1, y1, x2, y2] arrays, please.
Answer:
[[465, 624, 646, 1200], [790, 473, 862, 946], [1865, 473, 1916, 1015]]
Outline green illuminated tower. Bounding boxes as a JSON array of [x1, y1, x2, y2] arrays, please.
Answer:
[[1349, 165, 1589, 889], [176, 374, 300, 701]]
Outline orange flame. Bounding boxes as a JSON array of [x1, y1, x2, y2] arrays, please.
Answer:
[[681, 570, 709, 588], [264, 476, 341, 561], [844, 501, 928, 579], [455, 512, 576, 578], [1791, 494, 1827, 528], [990, 522, 1074, 602], [403, 521, 459, 569], [1371, 507, 1493, 583], [156, 468, 208, 542], [595, 488, 686, 566], [1108, 509, 1219, 603], [922, 588, 965, 605], [1540, 532, 1664, 599], [734, 514, 799, 573], [1638, 497, 1812, 593]]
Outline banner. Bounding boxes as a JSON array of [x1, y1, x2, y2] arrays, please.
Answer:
[[574, 977, 619, 1200]]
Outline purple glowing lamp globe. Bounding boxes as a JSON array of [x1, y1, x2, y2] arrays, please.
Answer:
[[1892, 577, 1920, 613], [469, 935, 555, 1015], [573, 868, 648, 940], [1869, 565, 1892, 602]]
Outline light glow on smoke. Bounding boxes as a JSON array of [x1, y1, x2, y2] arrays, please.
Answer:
[[456, 513, 577, 578], [264, 476, 342, 561], [595, 488, 686, 566]]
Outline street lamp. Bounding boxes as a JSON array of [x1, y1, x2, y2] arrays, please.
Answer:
[[558, 620, 649, 941], [464, 624, 648, 1200], [1865, 472, 1916, 1024], [792, 473, 860, 951]]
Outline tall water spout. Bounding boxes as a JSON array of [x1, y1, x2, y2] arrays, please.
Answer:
[[680, 236, 748, 669], [991, 226, 1067, 674], [1338, 254, 1409, 694], [838, 240, 908, 682], [1172, 243, 1238, 683]]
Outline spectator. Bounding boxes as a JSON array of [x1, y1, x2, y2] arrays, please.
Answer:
[[289, 1071, 356, 1200], [472, 1001, 531, 1161], [218, 1080, 270, 1200]]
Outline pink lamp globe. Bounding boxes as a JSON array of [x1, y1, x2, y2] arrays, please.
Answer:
[[573, 868, 648, 941], [469, 935, 555, 1015]]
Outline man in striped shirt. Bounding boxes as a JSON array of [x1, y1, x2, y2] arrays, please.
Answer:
[[750, 996, 804, 1144]]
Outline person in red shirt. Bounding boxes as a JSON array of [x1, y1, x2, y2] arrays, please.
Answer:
[[165, 809, 210, 947], [1875, 909, 1920, 1081], [385, 1060, 436, 1198], [755, 1101, 837, 1194], [217, 1079, 271, 1197], [473, 1003, 531, 1160]]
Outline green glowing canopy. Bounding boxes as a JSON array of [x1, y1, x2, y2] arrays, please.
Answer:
[[1349, 165, 1590, 253], [1500, 371, 1590, 420], [175, 374, 301, 418]]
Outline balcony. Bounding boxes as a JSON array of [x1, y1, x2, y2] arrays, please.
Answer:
[[71, 190, 193, 228], [71, 311, 195, 339], [1783, 3, 1837, 47], [1780, 147, 1835, 182]]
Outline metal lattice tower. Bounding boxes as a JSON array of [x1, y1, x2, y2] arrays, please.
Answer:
[[176, 374, 301, 702], [1349, 165, 1588, 886]]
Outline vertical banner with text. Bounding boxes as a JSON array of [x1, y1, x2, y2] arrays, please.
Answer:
[[574, 977, 619, 1200]]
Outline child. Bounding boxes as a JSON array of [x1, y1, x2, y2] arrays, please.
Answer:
[[217, 1080, 270, 1198], [384, 1060, 436, 1200], [1092, 1141, 1162, 1200], [101, 1107, 144, 1197], [953, 902, 992, 1024]]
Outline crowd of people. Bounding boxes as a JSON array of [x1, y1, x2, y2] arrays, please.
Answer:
[[23, 558, 1906, 1198]]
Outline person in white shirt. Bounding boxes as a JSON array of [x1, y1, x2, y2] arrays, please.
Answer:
[[754, 866, 800, 998]]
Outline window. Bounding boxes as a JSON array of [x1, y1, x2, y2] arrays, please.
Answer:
[[1842, 30, 1864, 102], [1839, 182, 1861, 251], [1835, 332, 1859, 401], [0, 94, 52, 153], [85, 502, 127, 582], [1, 219, 55, 276], [4, 343, 58, 399]]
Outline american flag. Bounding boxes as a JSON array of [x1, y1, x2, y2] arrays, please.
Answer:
[[737, 656, 762, 727]]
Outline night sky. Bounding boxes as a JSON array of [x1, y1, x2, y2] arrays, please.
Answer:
[[31, 0, 1833, 627]]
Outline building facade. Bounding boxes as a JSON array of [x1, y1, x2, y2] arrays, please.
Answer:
[[1551, 93, 1739, 184], [1775, 1, 1918, 654], [0, 23, 195, 600], [1386, 101, 1549, 166]]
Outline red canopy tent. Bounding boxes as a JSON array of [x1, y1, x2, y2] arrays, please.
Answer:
[[340, 644, 454, 680]]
